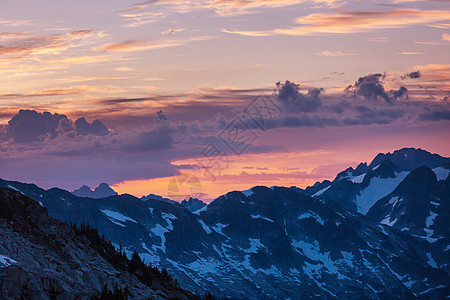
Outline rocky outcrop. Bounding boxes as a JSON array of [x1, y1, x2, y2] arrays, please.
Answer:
[[0, 187, 192, 299]]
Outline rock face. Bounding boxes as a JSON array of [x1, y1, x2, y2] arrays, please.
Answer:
[[0, 187, 193, 299], [180, 198, 207, 212], [72, 183, 118, 199], [1, 147, 449, 299], [366, 166, 450, 271]]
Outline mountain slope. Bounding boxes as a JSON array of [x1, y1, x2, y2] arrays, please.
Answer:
[[0, 187, 194, 299], [366, 167, 450, 272]]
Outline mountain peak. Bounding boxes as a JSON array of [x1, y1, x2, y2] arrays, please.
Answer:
[[72, 183, 117, 199], [369, 147, 450, 171], [367, 159, 400, 179], [180, 197, 207, 212]]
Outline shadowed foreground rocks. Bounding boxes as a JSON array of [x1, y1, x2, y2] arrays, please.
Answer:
[[0, 187, 195, 300]]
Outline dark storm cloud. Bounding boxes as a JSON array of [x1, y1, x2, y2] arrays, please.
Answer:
[[0, 110, 69, 143], [155, 110, 168, 123], [74, 117, 109, 136], [345, 73, 408, 104], [0, 110, 110, 143], [418, 109, 450, 121], [275, 81, 322, 112], [404, 71, 421, 79], [120, 125, 175, 153]]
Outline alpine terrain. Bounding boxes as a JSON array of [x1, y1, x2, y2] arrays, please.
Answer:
[[0, 147, 449, 299]]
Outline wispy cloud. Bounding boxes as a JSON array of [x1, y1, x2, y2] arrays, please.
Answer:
[[0, 18, 31, 27], [317, 50, 360, 56], [224, 9, 450, 36], [119, 0, 345, 24], [398, 51, 425, 55], [96, 39, 186, 52], [0, 30, 104, 59], [0, 85, 126, 100], [161, 28, 186, 35], [366, 37, 389, 43], [97, 35, 215, 52], [425, 23, 450, 29]]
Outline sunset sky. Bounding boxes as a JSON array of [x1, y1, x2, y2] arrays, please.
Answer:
[[0, 0, 449, 201]]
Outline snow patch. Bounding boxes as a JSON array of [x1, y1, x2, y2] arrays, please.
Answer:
[[243, 238, 266, 254], [388, 196, 399, 206], [355, 171, 409, 215], [250, 215, 274, 222], [240, 189, 254, 197], [260, 265, 282, 277], [0, 255, 17, 267], [101, 210, 138, 227], [187, 257, 221, 276], [212, 223, 228, 236], [422, 228, 437, 243], [426, 211, 438, 228], [60, 197, 72, 206], [7, 185, 24, 194], [351, 173, 367, 184], [193, 204, 208, 215], [380, 215, 397, 226], [298, 211, 324, 225], [151, 212, 178, 251], [312, 185, 331, 197], [432, 167, 449, 181], [140, 242, 160, 264], [198, 220, 212, 234], [292, 239, 339, 276], [426, 253, 438, 268]]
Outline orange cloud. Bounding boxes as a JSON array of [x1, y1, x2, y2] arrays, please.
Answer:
[[0, 30, 101, 59], [119, 0, 345, 24], [398, 51, 425, 55], [224, 9, 450, 36], [97, 35, 215, 52], [97, 39, 185, 52], [0, 85, 126, 100]]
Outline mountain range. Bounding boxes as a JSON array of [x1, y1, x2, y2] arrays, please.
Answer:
[[0, 147, 449, 299]]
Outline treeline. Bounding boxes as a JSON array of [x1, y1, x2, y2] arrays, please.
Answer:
[[72, 222, 223, 300]]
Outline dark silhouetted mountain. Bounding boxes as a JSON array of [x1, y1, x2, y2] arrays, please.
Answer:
[[0, 187, 195, 299], [72, 183, 118, 198], [303, 180, 331, 197], [141, 193, 177, 204], [369, 147, 450, 171], [180, 197, 207, 212]]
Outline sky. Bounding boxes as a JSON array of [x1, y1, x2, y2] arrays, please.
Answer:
[[0, 0, 449, 202]]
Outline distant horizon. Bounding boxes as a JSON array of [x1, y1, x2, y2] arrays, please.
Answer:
[[1, 145, 448, 203]]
